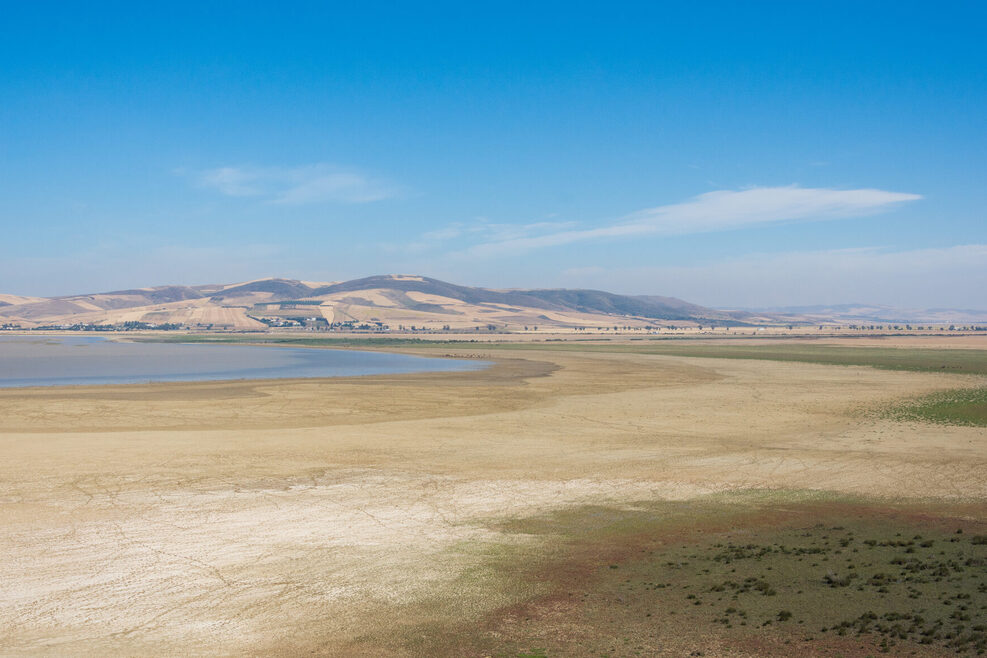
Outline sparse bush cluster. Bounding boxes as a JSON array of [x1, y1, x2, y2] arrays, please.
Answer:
[[600, 519, 986, 655]]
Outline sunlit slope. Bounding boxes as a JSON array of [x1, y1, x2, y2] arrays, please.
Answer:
[[0, 274, 744, 330]]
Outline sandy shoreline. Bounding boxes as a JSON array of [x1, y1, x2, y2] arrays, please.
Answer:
[[1, 342, 985, 654]]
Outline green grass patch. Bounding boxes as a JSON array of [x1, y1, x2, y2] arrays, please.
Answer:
[[484, 342, 987, 376], [474, 497, 987, 656], [885, 387, 987, 427], [336, 494, 987, 656], [626, 520, 987, 655]]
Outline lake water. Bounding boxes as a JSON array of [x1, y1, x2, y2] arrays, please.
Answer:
[[0, 335, 487, 388]]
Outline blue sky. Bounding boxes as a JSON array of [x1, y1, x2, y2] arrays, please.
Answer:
[[1, 1, 984, 307]]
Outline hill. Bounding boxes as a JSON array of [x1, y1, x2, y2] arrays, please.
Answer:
[[0, 275, 747, 331], [308, 275, 742, 323]]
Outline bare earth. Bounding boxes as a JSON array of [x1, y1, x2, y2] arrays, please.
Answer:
[[1, 340, 985, 655]]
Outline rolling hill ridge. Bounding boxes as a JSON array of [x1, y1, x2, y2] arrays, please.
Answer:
[[0, 275, 750, 330]]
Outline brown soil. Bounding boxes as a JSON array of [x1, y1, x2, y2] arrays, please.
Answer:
[[0, 343, 984, 655]]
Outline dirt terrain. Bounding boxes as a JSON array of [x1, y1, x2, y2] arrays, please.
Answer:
[[0, 338, 985, 655]]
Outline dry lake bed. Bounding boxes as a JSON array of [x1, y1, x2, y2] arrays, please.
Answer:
[[1, 335, 985, 656]]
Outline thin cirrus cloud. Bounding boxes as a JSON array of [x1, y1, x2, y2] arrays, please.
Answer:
[[422, 219, 578, 243], [191, 164, 400, 205], [385, 219, 578, 255], [464, 186, 922, 256]]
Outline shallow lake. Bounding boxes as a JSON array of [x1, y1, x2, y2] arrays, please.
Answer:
[[0, 335, 487, 388]]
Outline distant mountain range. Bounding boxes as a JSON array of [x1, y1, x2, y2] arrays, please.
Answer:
[[1, 275, 982, 330], [0, 275, 753, 330]]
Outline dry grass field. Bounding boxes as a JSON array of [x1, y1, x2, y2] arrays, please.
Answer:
[[0, 337, 985, 655]]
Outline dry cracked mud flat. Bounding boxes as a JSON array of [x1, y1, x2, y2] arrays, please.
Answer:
[[0, 341, 985, 655]]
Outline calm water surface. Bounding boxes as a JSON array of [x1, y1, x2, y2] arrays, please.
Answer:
[[0, 336, 487, 388]]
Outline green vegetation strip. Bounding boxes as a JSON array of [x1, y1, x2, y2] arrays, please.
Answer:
[[607, 519, 987, 655], [478, 496, 987, 657], [489, 342, 987, 376], [159, 335, 987, 376], [886, 387, 987, 427]]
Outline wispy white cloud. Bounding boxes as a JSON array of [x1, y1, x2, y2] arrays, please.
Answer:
[[558, 244, 987, 308], [421, 219, 578, 243], [196, 167, 260, 197], [467, 186, 921, 256], [189, 164, 400, 204], [385, 218, 577, 254]]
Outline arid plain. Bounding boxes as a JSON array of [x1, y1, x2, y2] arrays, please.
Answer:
[[1, 336, 985, 656]]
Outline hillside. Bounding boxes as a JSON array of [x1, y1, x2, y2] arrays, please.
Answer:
[[0, 275, 746, 331], [307, 275, 744, 323]]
